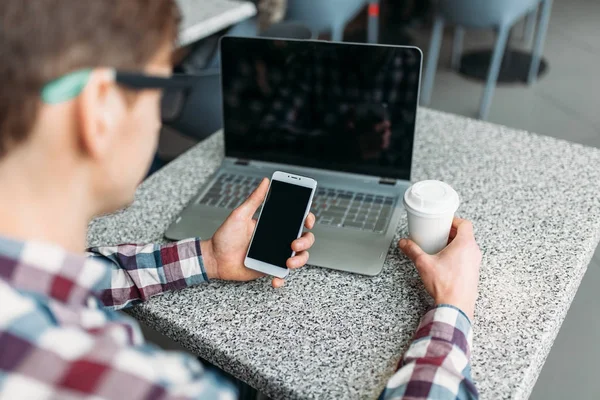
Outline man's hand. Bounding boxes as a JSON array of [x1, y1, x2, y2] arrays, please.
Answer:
[[201, 178, 316, 288], [398, 217, 481, 320]]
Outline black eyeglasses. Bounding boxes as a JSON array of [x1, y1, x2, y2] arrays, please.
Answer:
[[42, 69, 202, 123], [115, 71, 198, 123]]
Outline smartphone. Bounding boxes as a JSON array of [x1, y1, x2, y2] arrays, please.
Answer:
[[244, 171, 317, 278]]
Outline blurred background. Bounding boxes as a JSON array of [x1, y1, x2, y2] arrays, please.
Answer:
[[146, 1, 600, 398]]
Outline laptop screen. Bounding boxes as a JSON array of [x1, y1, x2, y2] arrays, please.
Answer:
[[220, 37, 421, 180]]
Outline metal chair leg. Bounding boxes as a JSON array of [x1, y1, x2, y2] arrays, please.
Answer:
[[451, 26, 465, 70], [528, 0, 553, 84], [523, 8, 537, 46], [478, 26, 510, 120], [331, 22, 344, 42], [421, 16, 445, 106]]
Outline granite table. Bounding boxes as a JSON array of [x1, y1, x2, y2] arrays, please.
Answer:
[[176, 0, 257, 46], [87, 109, 600, 400]]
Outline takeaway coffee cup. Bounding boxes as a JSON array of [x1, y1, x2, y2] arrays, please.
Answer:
[[403, 180, 460, 254]]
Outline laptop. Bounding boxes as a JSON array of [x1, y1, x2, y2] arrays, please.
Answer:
[[165, 37, 422, 276]]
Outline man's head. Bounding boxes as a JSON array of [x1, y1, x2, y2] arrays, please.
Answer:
[[0, 0, 179, 214]]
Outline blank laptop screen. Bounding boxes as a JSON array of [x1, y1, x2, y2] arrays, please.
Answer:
[[220, 37, 421, 180]]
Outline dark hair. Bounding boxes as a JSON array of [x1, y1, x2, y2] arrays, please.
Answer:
[[0, 0, 180, 157]]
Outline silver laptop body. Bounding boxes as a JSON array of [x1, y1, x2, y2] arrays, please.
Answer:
[[166, 37, 423, 276]]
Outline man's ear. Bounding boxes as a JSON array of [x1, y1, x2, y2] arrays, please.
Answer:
[[75, 69, 124, 160]]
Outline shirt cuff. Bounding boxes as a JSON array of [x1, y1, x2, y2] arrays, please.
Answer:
[[163, 237, 209, 286], [414, 304, 473, 359]]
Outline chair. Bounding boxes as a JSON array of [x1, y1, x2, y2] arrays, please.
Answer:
[[284, 0, 368, 41], [164, 69, 222, 143], [420, 0, 553, 120]]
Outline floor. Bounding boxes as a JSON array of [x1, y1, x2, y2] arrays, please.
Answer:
[[407, 0, 600, 398]]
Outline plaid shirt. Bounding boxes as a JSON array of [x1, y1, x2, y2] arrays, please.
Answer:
[[0, 235, 235, 399], [381, 305, 478, 399], [0, 234, 476, 399]]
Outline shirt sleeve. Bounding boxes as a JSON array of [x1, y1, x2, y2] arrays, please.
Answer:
[[87, 238, 209, 310], [380, 305, 479, 400], [0, 283, 236, 400]]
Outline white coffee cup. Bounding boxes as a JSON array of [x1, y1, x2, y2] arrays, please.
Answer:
[[403, 180, 460, 255]]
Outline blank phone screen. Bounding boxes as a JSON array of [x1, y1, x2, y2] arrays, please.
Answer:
[[248, 180, 313, 268]]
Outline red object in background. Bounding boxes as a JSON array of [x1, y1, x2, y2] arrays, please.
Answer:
[[368, 3, 380, 17]]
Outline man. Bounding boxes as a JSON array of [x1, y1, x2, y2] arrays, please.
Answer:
[[0, 1, 481, 399]]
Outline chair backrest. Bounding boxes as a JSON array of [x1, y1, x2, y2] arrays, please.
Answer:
[[285, 0, 367, 33], [166, 70, 222, 142], [437, 0, 540, 28]]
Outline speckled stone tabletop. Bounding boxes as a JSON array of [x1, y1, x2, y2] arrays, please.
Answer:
[[87, 109, 600, 400]]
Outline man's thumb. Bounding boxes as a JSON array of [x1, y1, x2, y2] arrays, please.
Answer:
[[399, 238, 431, 268], [237, 178, 269, 217]]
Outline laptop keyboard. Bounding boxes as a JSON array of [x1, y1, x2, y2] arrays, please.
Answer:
[[197, 173, 263, 209], [313, 188, 394, 233], [197, 173, 395, 233]]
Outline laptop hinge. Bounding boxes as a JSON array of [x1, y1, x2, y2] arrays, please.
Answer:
[[235, 159, 250, 166], [379, 178, 397, 186]]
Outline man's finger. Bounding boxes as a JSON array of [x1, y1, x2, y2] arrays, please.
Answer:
[[272, 277, 285, 288], [451, 217, 474, 239], [287, 251, 309, 269], [236, 178, 269, 218], [292, 232, 315, 252], [398, 238, 431, 265], [304, 213, 316, 229]]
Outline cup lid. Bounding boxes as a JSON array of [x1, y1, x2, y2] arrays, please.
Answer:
[[403, 180, 460, 216]]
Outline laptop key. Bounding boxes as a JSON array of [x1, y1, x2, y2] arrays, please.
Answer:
[[224, 198, 234, 209], [324, 212, 345, 220], [217, 198, 229, 208], [374, 219, 387, 232], [346, 213, 357, 221], [231, 198, 242, 209], [364, 222, 376, 231], [337, 199, 351, 207], [365, 216, 378, 224], [344, 220, 364, 229]]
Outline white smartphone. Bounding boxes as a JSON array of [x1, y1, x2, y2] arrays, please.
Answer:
[[244, 171, 317, 278]]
